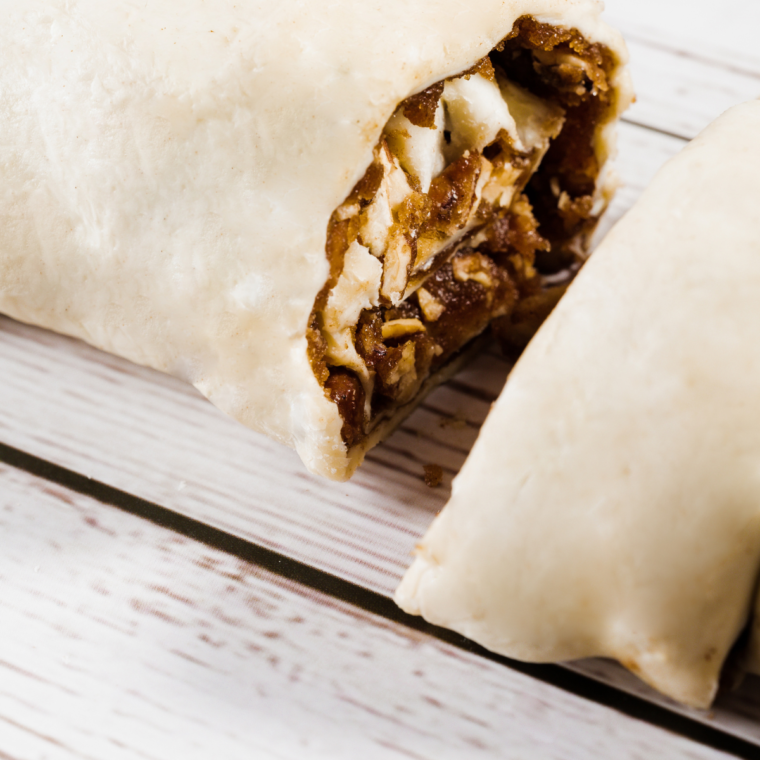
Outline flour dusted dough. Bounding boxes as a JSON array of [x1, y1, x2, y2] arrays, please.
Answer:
[[396, 100, 760, 707], [0, 0, 629, 479]]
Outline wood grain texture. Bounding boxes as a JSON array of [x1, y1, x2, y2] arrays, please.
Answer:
[[612, 0, 760, 143], [3, 120, 760, 744], [0, 121, 748, 742], [1, 2, 760, 753], [606, 0, 760, 73], [0, 464, 733, 760], [0, 123, 685, 593], [621, 36, 760, 141]]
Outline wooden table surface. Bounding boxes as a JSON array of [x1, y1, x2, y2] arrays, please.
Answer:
[[2, 2, 760, 758]]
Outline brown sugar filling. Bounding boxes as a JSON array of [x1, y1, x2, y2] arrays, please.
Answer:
[[309, 16, 619, 449]]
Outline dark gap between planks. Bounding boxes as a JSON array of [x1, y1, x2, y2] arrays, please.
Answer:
[[0, 440, 756, 759], [620, 116, 691, 142]]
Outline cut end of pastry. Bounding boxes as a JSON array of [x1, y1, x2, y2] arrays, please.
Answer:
[[308, 16, 627, 469]]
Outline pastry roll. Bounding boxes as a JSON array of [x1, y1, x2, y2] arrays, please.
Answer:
[[396, 100, 760, 708], [0, 0, 630, 479]]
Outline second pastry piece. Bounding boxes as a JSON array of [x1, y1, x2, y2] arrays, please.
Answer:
[[396, 100, 760, 708]]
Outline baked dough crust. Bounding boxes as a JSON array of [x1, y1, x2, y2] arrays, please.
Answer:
[[396, 100, 760, 708], [0, 0, 630, 479]]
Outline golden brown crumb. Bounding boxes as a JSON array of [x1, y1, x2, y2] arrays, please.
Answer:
[[423, 464, 444, 488], [401, 81, 445, 129], [457, 56, 496, 83], [439, 412, 467, 430]]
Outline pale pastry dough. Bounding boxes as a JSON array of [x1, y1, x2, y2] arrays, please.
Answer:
[[0, 0, 630, 479], [396, 100, 760, 708]]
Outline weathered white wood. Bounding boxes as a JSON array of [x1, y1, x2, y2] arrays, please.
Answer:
[[8, 328, 760, 748], [621, 36, 760, 140], [1, 4, 759, 749], [563, 660, 760, 745], [608, 0, 760, 143], [0, 4, 738, 595], [605, 0, 760, 72], [5, 120, 760, 742], [0, 122, 684, 595], [0, 464, 732, 760]]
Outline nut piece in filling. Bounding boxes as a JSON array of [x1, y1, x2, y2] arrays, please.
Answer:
[[309, 16, 623, 450]]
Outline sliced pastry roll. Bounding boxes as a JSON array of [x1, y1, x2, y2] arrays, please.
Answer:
[[396, 100, 760, 708], [0, 0, 630, 479]]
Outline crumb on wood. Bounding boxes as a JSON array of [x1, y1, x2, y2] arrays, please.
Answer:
[[439, 412, 467, 430], [423, 464, 444, 488]]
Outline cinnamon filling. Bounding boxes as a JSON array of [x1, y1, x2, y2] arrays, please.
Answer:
[[309, 16, 619, 449]]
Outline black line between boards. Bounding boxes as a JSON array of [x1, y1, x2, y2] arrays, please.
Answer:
[[620, 116, 691, 143], [1, 439, 756, 759], [445, 379, 498, 404]]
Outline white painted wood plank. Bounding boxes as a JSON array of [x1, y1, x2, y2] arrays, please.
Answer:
[[622, 36, 760, 140], [0, 123, 685, 593], [564, 658, 760, 746], [1, 1, 758, 745], [604, 2, 760, 142], [605, 0, 760, 72], [0, 311, 441, 592], [0, 464, 730, 760], [6, 121, 760, 742]]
